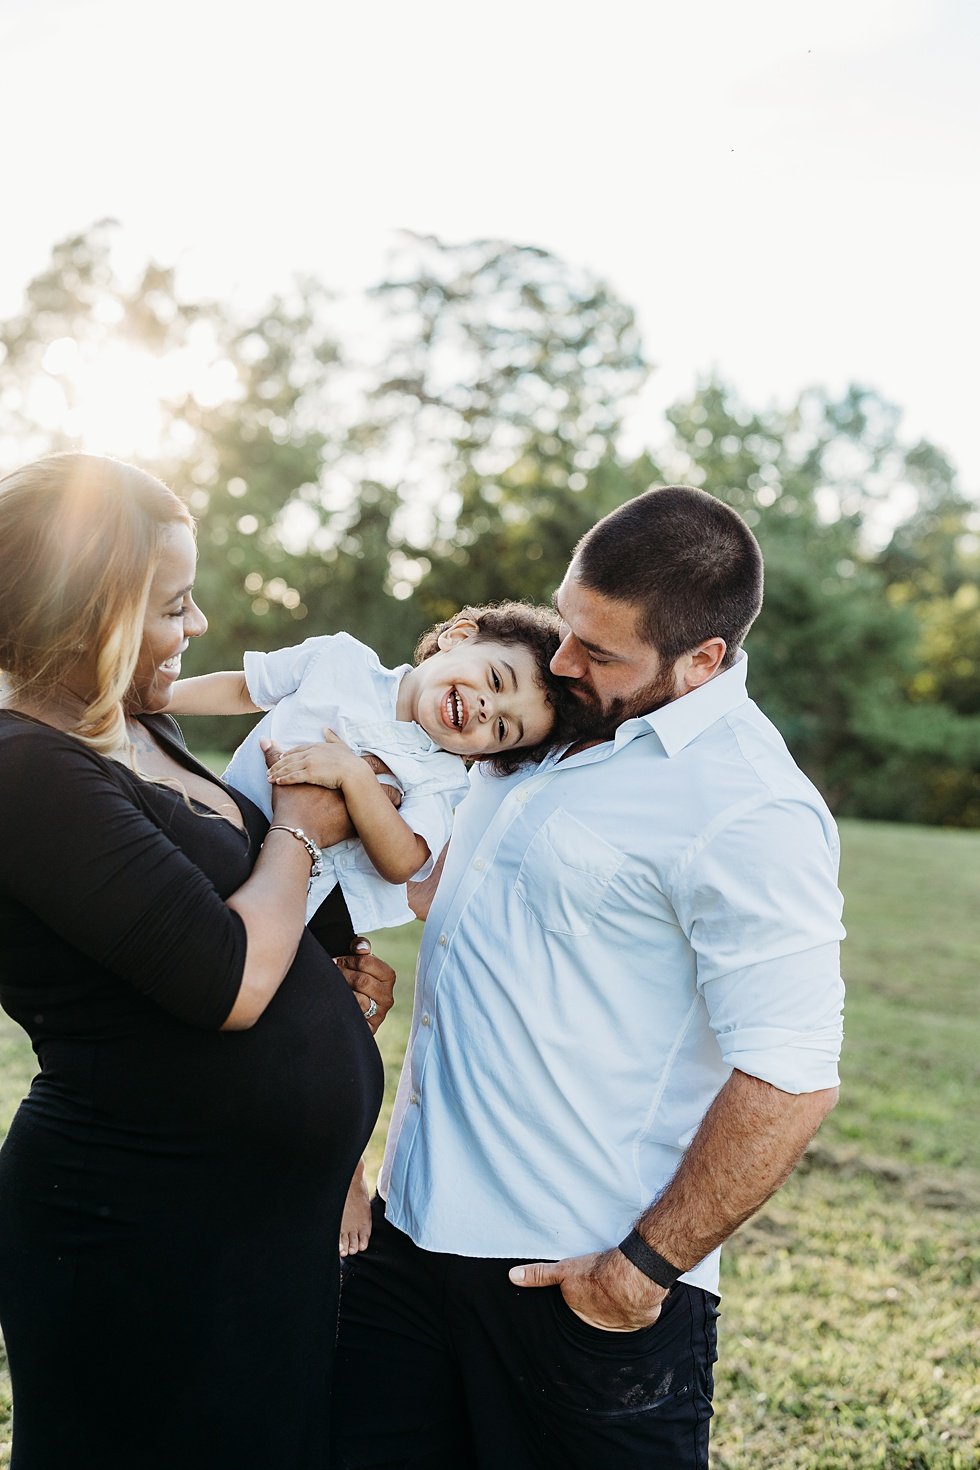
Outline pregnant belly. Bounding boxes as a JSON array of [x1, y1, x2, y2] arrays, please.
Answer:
[[23, 951, 384, 1168]]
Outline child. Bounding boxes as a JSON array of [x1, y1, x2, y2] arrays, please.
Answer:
[[170, 600, 572, 1253]]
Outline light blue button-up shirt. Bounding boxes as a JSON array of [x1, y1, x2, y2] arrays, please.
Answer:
[[380, 656, 845, 1294]]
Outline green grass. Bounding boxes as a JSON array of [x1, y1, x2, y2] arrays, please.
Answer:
[[361, 921, 420, 1181], [826, 821, 979, 1173], [2, 819, 978, 1468]]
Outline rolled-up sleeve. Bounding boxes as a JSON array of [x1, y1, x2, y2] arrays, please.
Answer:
[[673, 796, 846, 1093]]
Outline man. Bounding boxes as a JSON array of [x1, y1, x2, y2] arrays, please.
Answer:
[[332, 487, 845, 1469]]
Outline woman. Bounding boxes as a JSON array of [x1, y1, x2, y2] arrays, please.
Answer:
[[0, 453, 392, 1468]]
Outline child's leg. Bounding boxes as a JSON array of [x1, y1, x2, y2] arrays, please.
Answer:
[[340, 1156, 373, 1257]]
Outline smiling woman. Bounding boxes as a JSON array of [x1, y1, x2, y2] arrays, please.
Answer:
[[0, 452, 388, 1469], [0, 453, 196, 753], [130, 523, 208, 711]]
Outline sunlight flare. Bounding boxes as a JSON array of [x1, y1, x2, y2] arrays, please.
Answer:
[[34, 335, 239, 460]]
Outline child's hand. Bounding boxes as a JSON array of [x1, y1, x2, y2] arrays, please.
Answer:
[[267, 728, 365, 791]]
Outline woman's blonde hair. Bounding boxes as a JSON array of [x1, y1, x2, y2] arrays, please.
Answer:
[[0, 453, 192, 755]]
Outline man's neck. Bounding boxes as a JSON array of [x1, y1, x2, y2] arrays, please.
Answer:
[[558, 736, 612, 762]]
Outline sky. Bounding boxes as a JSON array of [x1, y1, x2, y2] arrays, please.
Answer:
[[2, 0, 979, 495]]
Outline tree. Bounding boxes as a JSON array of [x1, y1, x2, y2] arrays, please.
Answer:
[[3, 227, 978, 823], [0, 226, 383, 744], [359, 233, 650, 621], [874, 441, 980, 824], [660, 378, 980, 822]]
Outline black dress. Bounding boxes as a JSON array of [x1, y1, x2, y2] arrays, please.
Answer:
[[0, 712, 383, 1469]]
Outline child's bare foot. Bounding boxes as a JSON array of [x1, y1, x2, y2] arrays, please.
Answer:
[[339, 1159, 372, 1257]]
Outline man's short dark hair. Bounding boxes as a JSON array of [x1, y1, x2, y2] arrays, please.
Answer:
[[573, 486, 763, 668]]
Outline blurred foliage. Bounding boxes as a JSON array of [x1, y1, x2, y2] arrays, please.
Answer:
[[1, 224, 978, 824], [659, 381, 980, 823], [357, 232, 650, 620]]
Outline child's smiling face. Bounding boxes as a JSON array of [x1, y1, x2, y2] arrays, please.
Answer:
[[399, 624, 555, 757]]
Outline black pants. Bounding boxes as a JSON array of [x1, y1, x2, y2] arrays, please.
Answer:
[[331, 1196, 719, 1469]]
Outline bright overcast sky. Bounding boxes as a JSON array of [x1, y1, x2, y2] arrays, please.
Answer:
[[3, 0, 978, 493]]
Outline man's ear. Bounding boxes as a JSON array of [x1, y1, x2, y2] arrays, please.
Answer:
[[435, 617, 480, 652], [676, 638, 727, 693]]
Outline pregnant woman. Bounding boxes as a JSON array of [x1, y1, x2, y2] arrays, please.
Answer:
[[0, 453, 390, 1469]]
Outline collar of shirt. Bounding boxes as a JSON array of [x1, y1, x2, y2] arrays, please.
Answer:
[[546, 651, 751, 770], [345, 715, 446, 758], [642, 650, 750, 756]]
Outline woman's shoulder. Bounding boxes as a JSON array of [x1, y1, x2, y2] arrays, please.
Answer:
[[0, 708, 88, 749], [0, 710, 126, 784]]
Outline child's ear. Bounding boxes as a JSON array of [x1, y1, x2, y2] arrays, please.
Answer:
[[435, 617, 480, 651]]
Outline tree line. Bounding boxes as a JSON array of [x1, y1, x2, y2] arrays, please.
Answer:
[[2, 223, 978, 825]]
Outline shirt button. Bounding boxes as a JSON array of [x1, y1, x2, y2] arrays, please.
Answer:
[[473, 858, 486, 871], [516, 790, 529, 803], [421, 1013, 431, 1027], [438, 934, 447, 946], [410, 1091, 420, 1105]]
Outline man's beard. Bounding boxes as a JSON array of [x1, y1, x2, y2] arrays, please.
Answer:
[[563, 664, 679, 742]]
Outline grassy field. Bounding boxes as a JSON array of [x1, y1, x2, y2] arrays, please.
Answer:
[[1, 818, 978, 1467]]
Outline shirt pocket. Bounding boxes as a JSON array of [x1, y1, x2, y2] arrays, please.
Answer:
[[515, 808, 624, 936]]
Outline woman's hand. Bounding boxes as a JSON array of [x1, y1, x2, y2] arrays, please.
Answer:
[[335, 937, 395, 1034], [268, 775, 354, 850], [261, 738, 402, 849], [266, 728, 366, 792]]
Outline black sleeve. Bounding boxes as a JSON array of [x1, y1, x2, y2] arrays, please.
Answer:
[[0, 726, 247, 1029]]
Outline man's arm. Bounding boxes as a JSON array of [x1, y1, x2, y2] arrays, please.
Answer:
[[510, 1068, 837, 1330], [407, 841, 448, 920], [170, 671, 260, 717]]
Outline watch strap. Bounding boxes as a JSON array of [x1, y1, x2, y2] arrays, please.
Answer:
[[617, 1229, 682, 1289]]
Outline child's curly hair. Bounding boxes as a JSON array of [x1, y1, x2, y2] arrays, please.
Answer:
[[414, 600, 581, 775]]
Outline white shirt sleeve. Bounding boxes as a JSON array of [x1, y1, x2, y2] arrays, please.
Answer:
[[672, 795, 846, 1094], [243, 637, 332, 712], [396, 788, 463, 881]]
